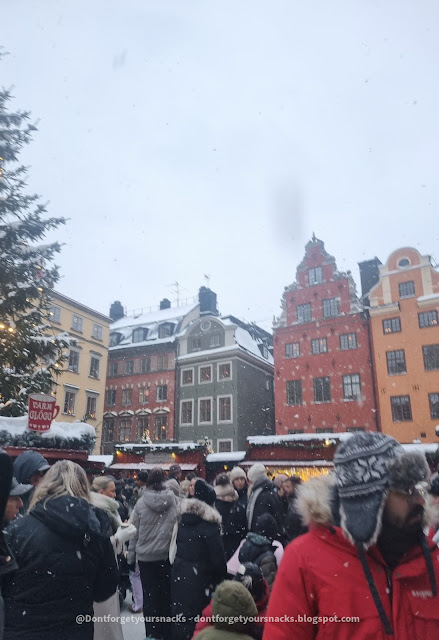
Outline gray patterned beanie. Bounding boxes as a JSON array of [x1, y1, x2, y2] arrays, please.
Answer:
[[334, 432, 429, 548]]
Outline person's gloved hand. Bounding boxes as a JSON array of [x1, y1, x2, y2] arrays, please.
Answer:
[[114, 523, 136, 546]]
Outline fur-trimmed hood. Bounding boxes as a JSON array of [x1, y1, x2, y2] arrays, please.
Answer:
[[215, 483, 238, 502], [180, 497, 222, 525]]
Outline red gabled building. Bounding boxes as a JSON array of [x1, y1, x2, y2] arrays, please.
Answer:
[[273, 237, 378, 435]]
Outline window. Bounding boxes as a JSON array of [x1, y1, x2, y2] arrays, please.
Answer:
[[386, 350, 407, 375], [419, 311, 438, 328], [391, 396, 412, 422], [139, 387, 150, 404], [346, 427, 366, 433], [121, 389, 132, 405], [156, 385, 168, 402], [423, 345, 439, 371], [340, 333, 357, 350], [136, 416, 149, 441], [218, 362, 231, 380], [63, 390, 76, 415], [89, 356, 100, 379], [67, 349, 80, 373], [132, 327, 148, 343], [308, 267, 322, 285], [124, 360, 134, 375], [398, 258, 410, 268], [260, 345, 269, 359], [343, 374, 362, 400], [153, 415, 168, 441], [102, 418, 114, 443], [429, 393, 439, 419], [297, 303, 312, 324], [199, 365, 212, 384], [105, 389, 116, 406], [210, 334, 221, 348], [86, 396, 97, 419], [218, 396, 232, 422], [72, 314, 83, 332], [399, 281, 415, 298], [191, 337, 202, 350], [288, 429, 304, 434], [316, 428, 334, 433], [199, 398, 212, 424], [108, 362, 118, 377], [158, 323, 173, 339], [109, 333, 122, 347], [285, 342, 300, 358], [218, 439, 233, 453], [286, 380, 302, 405], [157, 355, 169, 371], [118, 418, 132, 442], [140, 358, 151, 373], [92, 323, 103, 340], [383, 318, 401, 334], [181, 368, 194, 385], [49, 305, 61, 323], [314, 377, 331, 403], [311, 338, 327, 354], [180, 400, 194, 425], [322, 298, 339, 318]]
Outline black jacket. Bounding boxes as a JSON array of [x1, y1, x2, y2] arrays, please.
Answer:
[[284, 496, 308, 544], [172, 498, 227, 640], [238, 532, 278, 588], [3, 495, 118, 640], [0, 451, 15, 640], [247, 477, 283, 536]]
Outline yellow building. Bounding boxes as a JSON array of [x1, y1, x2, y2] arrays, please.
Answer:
[[368, 248, 439, 443], [47, 291, 111, 452]]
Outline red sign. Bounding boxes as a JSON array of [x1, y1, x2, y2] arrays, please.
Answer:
[[28, 394, 60, 432]]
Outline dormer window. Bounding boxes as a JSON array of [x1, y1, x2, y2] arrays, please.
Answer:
[[109, 332, 122, 347], [259, 344, 269, 359], [158, 323, 174, 339], [132, 327, 148, 343]]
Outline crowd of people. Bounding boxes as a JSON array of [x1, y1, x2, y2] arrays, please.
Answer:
[[2, 431, 439, 640]]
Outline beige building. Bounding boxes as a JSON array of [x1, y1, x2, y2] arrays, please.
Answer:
[[47, 291, 111, 452]]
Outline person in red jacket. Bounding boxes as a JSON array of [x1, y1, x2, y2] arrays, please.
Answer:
[[263, 432, 439, 640]]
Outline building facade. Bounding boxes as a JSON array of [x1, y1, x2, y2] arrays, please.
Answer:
[[274, 237, 378, 435], [368, 247, 439, 443], [47, 291, 112, 452], [177, 313, 274, 452]]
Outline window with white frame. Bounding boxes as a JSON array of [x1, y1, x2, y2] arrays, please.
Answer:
[[72, 314, 83, 332], [399, 281, 415, 298], [343, 374, 362, 401], [67, 349, 80, 373], [158, 323, 174, 339], [199, 365, 212, 384], [140, 358, 151, 373], [121, 389, 132, 405], [419, 311, 438, 328], [311, 338, 327, 355], [157, 355, 169, 371], [153, 415, 168, 441], [308, 267, 322, 285], [108, 362, 118, 377], [199, 398, 212, 424], [181, 368, 194, 385], [92, 323, 103, 340], [102, 418, 114, 443], [218, 396, 232, 422], [285, 342, 300, 358], [86, 395, 97, 419], [136, 416, 149, 441], [49, 305, 61, 323], [218, 362, 232, 381], [156, 385, 168, 402], [191, 337, 202, 351], [139, 387, 150, 404], [218, 439, 233, 453], [63, 390, 76, 415], [340, 333, 357, 350], [89, 356, 100, 379], [210, 334, 221, 348], [132, 327, 148, 343], [124, 360, 134, 375], [118, 418, 132, 442], [322, 298, 339, 318], [297, 303, 312, 324], [180, 400, 194, 425], [105, 389, 116, 406]]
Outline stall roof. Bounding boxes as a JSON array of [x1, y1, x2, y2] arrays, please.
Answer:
[[88, 455, 113, 467], [247, 433, 352, 445], [240, 460, 334, 467], [206, 452, 246, 463], [109, 462, 198, 471]]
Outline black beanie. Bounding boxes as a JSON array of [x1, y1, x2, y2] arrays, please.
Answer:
[[254, 513, 277, 541], [194, 479, 216, 506]]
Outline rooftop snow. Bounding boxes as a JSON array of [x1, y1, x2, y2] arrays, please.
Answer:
[[111, 303, 198, 331], [247, 433, 353, 445], [0, 416, 96, 440], [116, 441, 201, 451], [88, 454, 114, 467], [206, 451, 246, 462]]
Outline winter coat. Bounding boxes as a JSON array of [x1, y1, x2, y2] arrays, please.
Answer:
[[90, 492, 122, 536], [247, 477, 283, 536], [215, 483, 246, 561], [128, 486, 178, 562], [195, 581, 258, 640], [283, 495, 307, 544], [263, 475, 439, 640], [0, 450, 15, 640], [227, 540, 283, 576], [172, 498, 228, 640], [238, 533, 278, 588], [2, 495, 118, 640]]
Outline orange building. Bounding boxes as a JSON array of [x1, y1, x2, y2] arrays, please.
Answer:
[[368, 247, 439, 442]]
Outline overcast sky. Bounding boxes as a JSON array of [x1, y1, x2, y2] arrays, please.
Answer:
[[2, 0, 439, 329]]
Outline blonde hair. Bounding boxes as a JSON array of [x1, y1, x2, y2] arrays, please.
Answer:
[[91, 476, 115, 493], [29, 460, 91, 511]]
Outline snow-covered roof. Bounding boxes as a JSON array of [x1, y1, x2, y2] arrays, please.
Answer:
[[401, 443, 439, 454], [417, 294, 439, 303], [109, 303, 198, 351], [206, 451, 246, 462], [109, 462, 197, 471], [247, 432, 353, 445], [0, 416, 96, 440], [240, 459, 334, 467], [234, 326, 274, 365], [116, 441, 201, 451], [88, 454, 114, 467]]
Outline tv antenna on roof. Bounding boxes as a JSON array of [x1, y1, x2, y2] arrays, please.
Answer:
[[167, 281, 180, 307], [204, 274, 211, 288]]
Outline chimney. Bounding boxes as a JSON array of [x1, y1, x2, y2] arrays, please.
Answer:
[[358, 258, 382, 302], [160, 298, 171, 310], [109, 301, 124, 322], [198, 287, 218, 316]]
